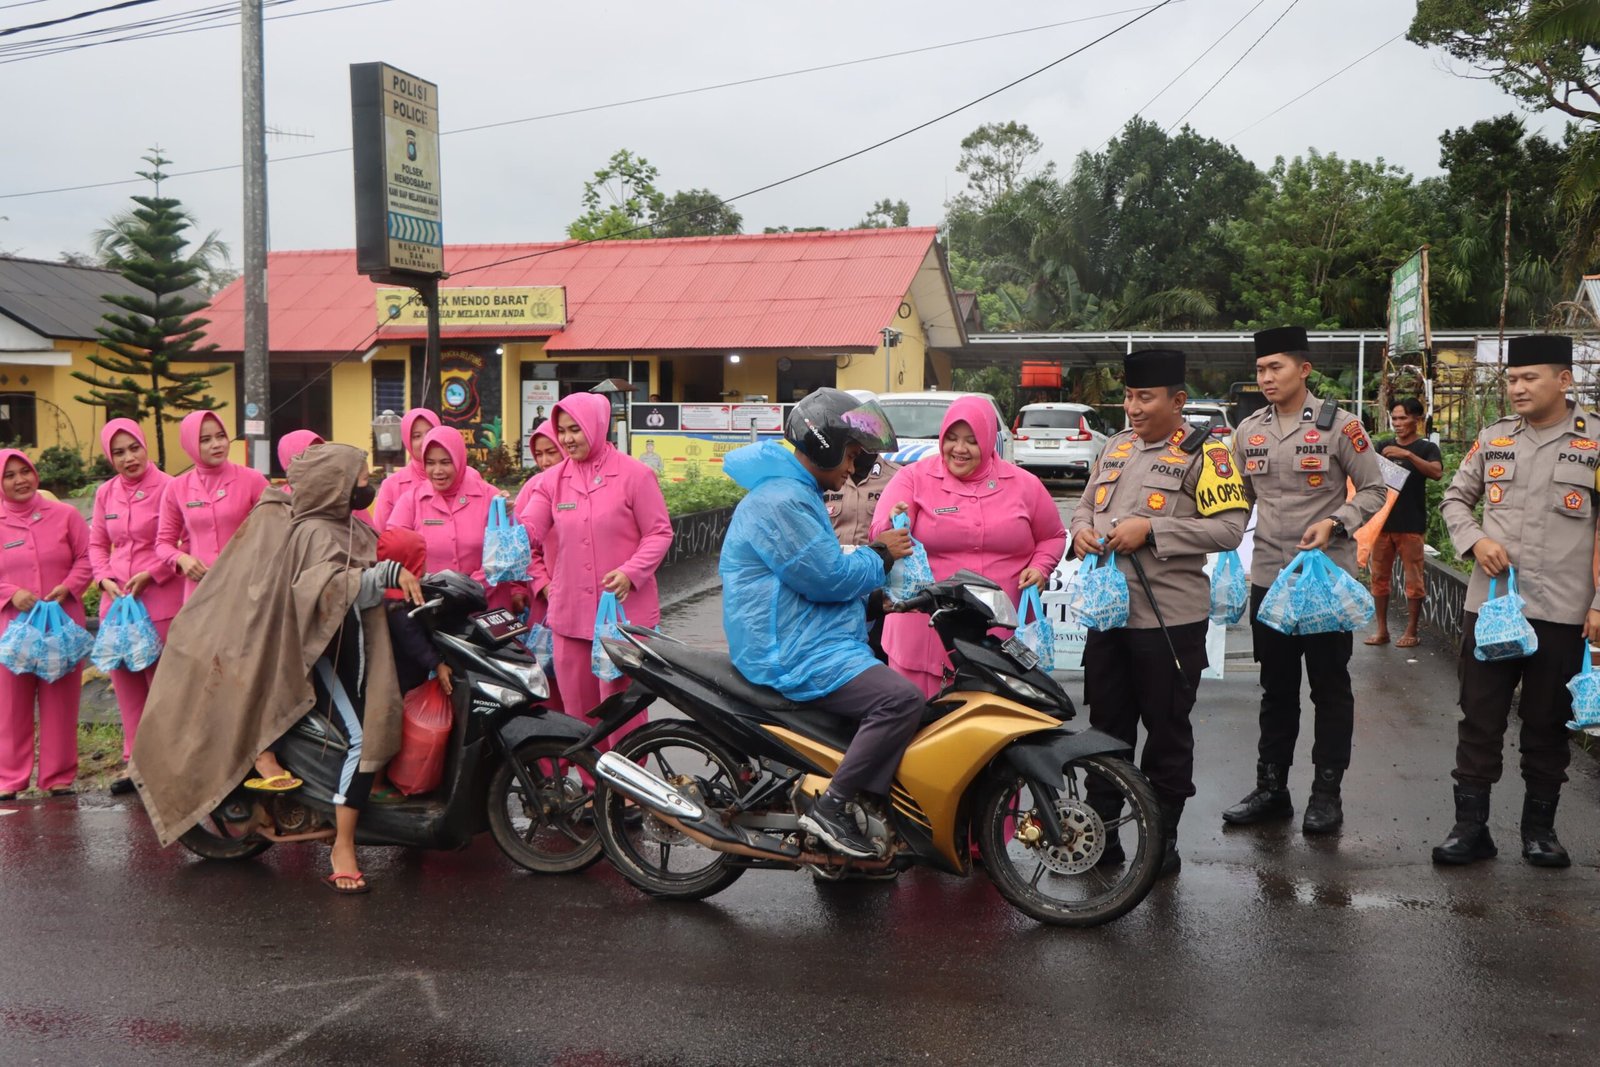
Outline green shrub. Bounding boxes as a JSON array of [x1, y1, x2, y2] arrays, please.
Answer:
[[659, 465, 745, 517], [34, 446, 89, 494]]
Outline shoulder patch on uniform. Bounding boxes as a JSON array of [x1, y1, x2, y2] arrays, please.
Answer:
[[1569, 438, 1597, 451], [1490, 436, 1515, 447], [1341, 421, 1370, 453], [1466, 439, 1481, 460], [1195, 444, 1248, 516]]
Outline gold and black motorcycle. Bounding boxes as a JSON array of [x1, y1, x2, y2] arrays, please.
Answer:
[[575, 570, 1162, 928]]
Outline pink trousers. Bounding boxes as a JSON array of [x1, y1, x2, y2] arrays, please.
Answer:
[[0, 665, 83, 793], [106, 617, 172, 762], [890, 655, 944, 701], [553, 633, 645, 753]]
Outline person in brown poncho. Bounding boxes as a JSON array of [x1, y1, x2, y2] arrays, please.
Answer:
[[132, 443, 420, 893]]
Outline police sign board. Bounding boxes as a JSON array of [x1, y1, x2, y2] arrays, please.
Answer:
[[375, 286, 566, 327], [351, 63, 443, 277]]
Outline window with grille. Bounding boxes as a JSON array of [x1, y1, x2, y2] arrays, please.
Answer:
[[373, 362, 406, 417]]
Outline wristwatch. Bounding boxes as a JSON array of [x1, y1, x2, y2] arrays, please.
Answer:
[[1330, 519, 1347, 538]]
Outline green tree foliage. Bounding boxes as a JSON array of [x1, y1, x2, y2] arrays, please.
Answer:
[[568, 150, 744, 241], [71, 151, 229, 471], [953, 121, 1049, 209], [1225, 151, 1424, 328], [857, 198, 910, 229], [652, 188, 744, 238]]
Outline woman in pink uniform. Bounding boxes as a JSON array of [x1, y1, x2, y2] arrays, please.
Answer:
[[520, 394, 672, 736], [89, 419, 181, 793], [512, 420, 564, 517], [387, 426, 526, 613], [0, 450, 94, 799], [373, 408, 441, 531], [155, 411, 269, 602], [870, 396, 1066, 698], [277, 430, 374, 527]]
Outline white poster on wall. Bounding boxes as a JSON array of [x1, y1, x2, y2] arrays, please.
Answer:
[[1040, 554, 1228, 681], [520, 380, 560, 465]]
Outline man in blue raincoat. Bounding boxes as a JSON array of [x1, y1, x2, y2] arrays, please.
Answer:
[[720, 389, 918, 859]]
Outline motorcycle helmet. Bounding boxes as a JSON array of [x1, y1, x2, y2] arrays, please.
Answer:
[[785, 388, 899, 469]]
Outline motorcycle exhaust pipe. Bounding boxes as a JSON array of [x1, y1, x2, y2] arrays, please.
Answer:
[[593, 752, 802, 862]]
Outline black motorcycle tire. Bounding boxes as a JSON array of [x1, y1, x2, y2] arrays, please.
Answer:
[[178, 806, 274, 862], [486, 740, 605, 874], [974, 754, 1161, 928], [592, 720, 746, 901]]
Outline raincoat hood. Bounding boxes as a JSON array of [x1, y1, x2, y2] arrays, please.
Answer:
[[419, 426, 467, 496], [276, 429, 324, 473], [725, 440, 815, 493], [288, 443, 365, 525], [553, 393, 614, 467], [401, 408, 442, 464], [939, 396, 999, 483], [0, 448, 38, 515]]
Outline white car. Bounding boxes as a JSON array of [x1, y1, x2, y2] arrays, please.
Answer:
[[1181, 401, 1235, 451], [1014, 402, 1110, 481], [876, 391, 1014, 464]]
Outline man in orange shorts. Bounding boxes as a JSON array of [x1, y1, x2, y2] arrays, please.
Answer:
[[1367, 397, 1443, 648]]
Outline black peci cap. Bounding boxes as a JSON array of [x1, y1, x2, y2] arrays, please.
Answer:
[[1124, 348, 1186, 389], [1506, 334, 1573, 368], [1254, 326, 1309, 359]]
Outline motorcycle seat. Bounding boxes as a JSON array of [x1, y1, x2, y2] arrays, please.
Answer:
[[648, 643, 803, 714]]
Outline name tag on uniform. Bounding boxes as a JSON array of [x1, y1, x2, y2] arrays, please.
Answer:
[[556, 502, 577, 511], [185, 500, 207, 508], [2, 539, 23, 550], [423, 519, 446, 526], [105, 513, 119, 520], [934, 506, 958, 515]]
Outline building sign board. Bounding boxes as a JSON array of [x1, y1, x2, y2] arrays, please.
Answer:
[[352, 62, 443, 277], [377, 286, 566, 327]]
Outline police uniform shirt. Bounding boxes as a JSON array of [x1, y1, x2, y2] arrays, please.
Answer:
[[1234, 394, 1386, 585], [1442, 404, 1600, 625], [822, 457, 900, 547], [1070, 427, 1250, 628]]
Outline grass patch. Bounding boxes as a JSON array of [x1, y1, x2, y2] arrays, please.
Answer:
[[11, 722, 125, 798]]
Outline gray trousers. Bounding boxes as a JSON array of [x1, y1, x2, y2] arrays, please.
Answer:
[[803, 664, 927, 797]]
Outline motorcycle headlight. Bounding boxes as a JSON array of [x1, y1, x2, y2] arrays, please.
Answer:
[[968, 586, 1020, 629], [482, 656, 549, 702], [473, 680, 526, 707], [995, 671, 1050, 706]]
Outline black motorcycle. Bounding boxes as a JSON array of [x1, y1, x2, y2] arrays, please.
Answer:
[[576, 570, 1162, 928], [178, 571, 603, 874]]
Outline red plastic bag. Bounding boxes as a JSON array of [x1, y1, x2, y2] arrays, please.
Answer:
[[388, 679, 453, 796]]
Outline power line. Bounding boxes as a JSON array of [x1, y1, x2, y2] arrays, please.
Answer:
[[1129, 0, 1267, 121], [1227, 32, 1404, 140], [1, 2, 1172, 198], [0, 0, 162, 36], [1164, 0, 1303, 133]]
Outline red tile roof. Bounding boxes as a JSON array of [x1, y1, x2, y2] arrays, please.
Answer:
[[201, 228, 941, 356]]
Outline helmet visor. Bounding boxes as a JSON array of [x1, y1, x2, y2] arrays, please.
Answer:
[[840, 399, 898, 455]]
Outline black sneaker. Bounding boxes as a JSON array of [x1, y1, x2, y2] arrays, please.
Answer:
[[798, 793, 877, 859]]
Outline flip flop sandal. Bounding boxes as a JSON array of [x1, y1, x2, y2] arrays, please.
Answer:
[[322, 872, 370, 895], [368, 786, 405, 804], [1395, 635, 1421, 648], [244, 773, 303, 793]]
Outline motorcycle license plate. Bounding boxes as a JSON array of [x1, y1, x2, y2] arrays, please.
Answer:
[[1002, 636, 1040, 671], [472, 608, 529, 642]]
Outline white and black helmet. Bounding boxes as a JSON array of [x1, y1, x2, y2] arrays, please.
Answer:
[[784, 388, 898, 469]]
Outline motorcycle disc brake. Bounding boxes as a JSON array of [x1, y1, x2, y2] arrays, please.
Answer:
[[1025, 798, 1106, 875]]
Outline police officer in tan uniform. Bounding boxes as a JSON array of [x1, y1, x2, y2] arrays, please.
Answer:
[[1434, 334, 1595, 869], [1223, 326, 1386, 834], [1071, 349, 1250, 876]]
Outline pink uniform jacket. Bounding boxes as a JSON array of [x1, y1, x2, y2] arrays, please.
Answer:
[[387, 426, 499, 591], [0, 451, 95, 628], [519, 394, 673, 640], [514, 421, 564, 625], [373, 408, 441, 532], [89, 419, 182, 624], [870, 396, 1066, 679], [155, 412, 269, 601]]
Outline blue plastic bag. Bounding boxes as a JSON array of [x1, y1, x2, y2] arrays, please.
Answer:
[[0, 604, 45, 675], [1209, 549, 1249, 626], [1068, 550, 1129, 631], [1567, 642, 1600, 734], [91, 596, 132, 673], [482, 495, 532, 585], [1261, 550, 1373, 636], [519, 614, 555, 675], [885, 512, 936, 604], [591, 591, 629, 682], [92, 595, 162, 673], [1015, 585, 1057, 671], [26, 600, 93, 683], [1474, 567, 1538, 662]]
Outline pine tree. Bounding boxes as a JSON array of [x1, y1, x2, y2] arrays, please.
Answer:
[[72, 150, 230, 470]]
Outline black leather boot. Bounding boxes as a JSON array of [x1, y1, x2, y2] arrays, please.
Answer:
[[1157, 800, 1183, 877], [1221, 762, 1293, 825], [1302, 766, 1344, 835], [1520, 794, 1571, 869], [1431, 784, 1496, 865]]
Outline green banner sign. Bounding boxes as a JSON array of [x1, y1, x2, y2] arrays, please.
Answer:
[[1388, 250, 1427, 356]]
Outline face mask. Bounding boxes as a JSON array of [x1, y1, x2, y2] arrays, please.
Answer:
[[350, 484, 377, 511]]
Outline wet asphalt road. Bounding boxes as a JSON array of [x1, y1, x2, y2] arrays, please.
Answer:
[[3, 485, 1599, 1065]]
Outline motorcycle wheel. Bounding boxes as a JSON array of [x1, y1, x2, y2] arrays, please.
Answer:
[[486, 740, 604, 874], [973, 753, 1161, 928], [178, 803, 274, 861], [592, 721, 747, 901]]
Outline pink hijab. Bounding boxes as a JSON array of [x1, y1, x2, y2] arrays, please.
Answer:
[[402, 408, 443, 475], [419, 426, 469, 496], [100, 418, 159, 489], [529, 419, 565, 466], [938, 396, 1000, 483], [551, 393, 614, 476], [276, 429, 324, 473], [178, 410, 232, 487], [0, 448, 38, 516]]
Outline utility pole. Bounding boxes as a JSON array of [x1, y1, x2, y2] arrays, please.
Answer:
[[241, 0, 270, 471]]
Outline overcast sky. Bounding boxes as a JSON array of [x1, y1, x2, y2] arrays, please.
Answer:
[[0, 0, 1571, 263]]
